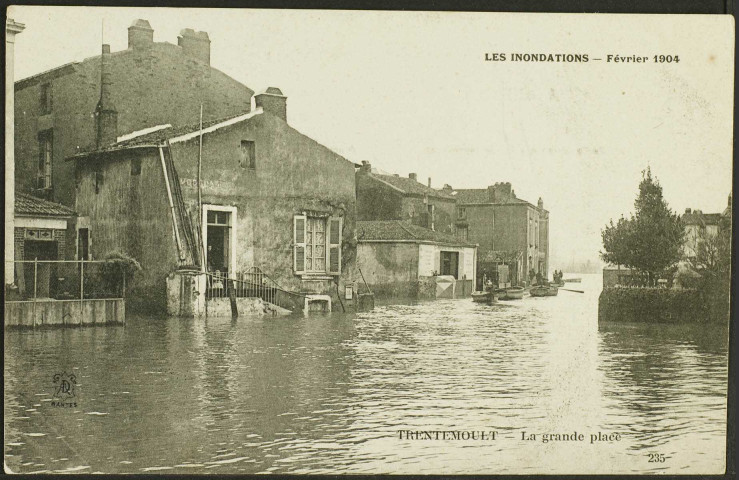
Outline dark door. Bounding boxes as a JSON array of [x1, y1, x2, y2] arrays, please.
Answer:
[[440, 251, 459, 279], [24, 240, 59, 298]]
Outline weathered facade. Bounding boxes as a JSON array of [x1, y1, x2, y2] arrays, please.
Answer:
[[453, 183, 549, 288], [71, 90, 357, 313], [356, 162, 458, 235], [14, 19, 253, 207], [681, 207, 723, 259], [356, 220, 476, 298]]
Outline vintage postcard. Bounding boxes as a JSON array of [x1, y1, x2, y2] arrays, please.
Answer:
[[4, 7, 733, 475]]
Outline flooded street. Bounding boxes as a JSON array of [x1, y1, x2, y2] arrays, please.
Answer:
[[4, 274, 728, 474]]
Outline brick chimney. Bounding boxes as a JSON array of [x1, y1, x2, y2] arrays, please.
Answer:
[[178, 28, 211, 65], [443, 184, 453, 191], [409, 173, 417, 181], [95, 44, 118, 148], [538, 197, 544, 209], [255, 87, 287, 122], [427, 177, 431, 188], [128, 19, 153, 50], [360, 161, 371, 173]]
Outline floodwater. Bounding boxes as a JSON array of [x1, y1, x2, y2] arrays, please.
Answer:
[[4, 274, 729, 474]]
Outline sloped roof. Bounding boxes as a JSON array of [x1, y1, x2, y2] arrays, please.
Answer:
[[368, 173, 455, 199], [15, 193, 75, 217], [357, 220, 476, 247], [453, 188, 529, 205], [682, 211, 722, 226], [69, 109, 263, 158]]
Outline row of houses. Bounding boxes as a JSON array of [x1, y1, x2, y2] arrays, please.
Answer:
[[7, 19, 549, 316]]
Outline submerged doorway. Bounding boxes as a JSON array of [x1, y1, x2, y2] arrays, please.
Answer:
[[203, 205, 236, 280]]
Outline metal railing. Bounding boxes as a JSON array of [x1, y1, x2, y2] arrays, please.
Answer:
[[6, 259, 126, 302], [204, 266, 306, 311]]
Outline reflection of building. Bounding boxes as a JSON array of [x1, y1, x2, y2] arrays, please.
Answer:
[[356, 162, 458, 235], [71, 84, 356, 312], [681, 207, 722, 259], [356, 220, 476, 298], [14, 19, 252, 207], [452, 183, 549, 288]]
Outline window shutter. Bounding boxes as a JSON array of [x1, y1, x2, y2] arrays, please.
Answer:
[[294, 214, 307, 274], [458, 251, 465, 279], [328, 216, 342, 275]]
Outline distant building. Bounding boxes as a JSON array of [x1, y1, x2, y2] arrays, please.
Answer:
[[356, 220, 477, 298], [602, 265, 636, 288], [452, 182, 549, 288], [70, 86, 357, 313], [355, 162, 458, 236], [681, 207, 723, 259], [14, 19, 253, 207]]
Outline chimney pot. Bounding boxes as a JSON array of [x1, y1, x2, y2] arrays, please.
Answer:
[[254, 87, 287, 122], [102, 44, 110, 54], [128, 19, 154, 50], [178, 28, 211, 65], [427, 178, 431, 188]]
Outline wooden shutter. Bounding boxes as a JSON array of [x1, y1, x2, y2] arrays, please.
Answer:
[[458, 251, 465, 279], [294, 214, 307, 274], [328, 216, 342, 275]]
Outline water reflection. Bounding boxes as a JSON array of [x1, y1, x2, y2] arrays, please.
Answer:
[[4, 274, 728, 474]]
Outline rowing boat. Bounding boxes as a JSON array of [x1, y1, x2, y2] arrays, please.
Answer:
[[530, 285, 559, 297], [499, 286, 524, 300]]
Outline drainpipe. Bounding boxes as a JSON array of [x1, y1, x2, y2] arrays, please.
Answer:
[[159, 146, 184, 261]]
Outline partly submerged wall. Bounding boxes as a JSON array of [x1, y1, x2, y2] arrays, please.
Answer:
[[5, 298, 125, 328]]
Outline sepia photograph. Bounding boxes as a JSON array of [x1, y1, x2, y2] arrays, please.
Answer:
[[3, 6, 734, 475]]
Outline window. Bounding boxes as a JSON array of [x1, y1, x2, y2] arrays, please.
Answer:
[[427, 204, 435, 231], [37, 130, 53, 190], [458, 207, 466, 219], [40, 83, 53, 114], [294, 214, 342, 275], [94, 170, 104, 194], [239, 140, 256, 169], [131, 157, 142, 176]]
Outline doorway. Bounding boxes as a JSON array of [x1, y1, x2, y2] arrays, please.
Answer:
[[205, 209, 232, 278], [24, 239, 58, 298], [440, 251, 459, 279]]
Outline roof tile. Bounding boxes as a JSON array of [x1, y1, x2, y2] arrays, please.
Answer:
[[15, 193, 75, 217]]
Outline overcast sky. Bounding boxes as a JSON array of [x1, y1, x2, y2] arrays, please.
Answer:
[[8, 7, 734, 268]]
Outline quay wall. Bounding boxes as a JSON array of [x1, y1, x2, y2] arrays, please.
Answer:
[[598, 287, 712, 323], [5, 298, 125, 328]]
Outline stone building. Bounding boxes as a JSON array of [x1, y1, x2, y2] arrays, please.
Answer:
[[355, 162, 458, 236], [356, 220, 477, 298], [14, 19, 253, 207], [70, 87, 357, 314], [452, 183, 549, 288]]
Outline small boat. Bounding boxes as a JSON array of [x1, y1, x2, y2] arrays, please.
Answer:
[[472, 290, 498, 304], [499, 286, 524, 300], [564, 278, 582, 283], [472, 291, 491, 303], [530, 285, 559, 297], [551, 280, 565, 287]]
